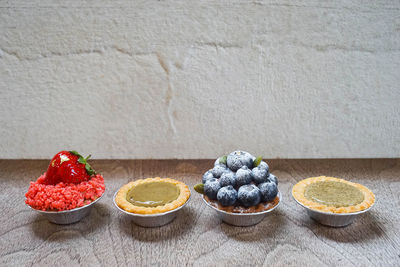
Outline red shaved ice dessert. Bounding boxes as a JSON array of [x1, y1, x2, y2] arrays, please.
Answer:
[[25, 151, 105, 211]]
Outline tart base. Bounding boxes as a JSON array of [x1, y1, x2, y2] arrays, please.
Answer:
[[292, 176, 375, 213], [115, 177, 190, 214]]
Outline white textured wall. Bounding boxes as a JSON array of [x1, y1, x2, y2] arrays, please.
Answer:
[[0, 0, 399, 159]]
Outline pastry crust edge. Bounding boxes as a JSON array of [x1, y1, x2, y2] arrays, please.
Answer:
[[292, 176, 375, 213], [115, 177, 190, 214]]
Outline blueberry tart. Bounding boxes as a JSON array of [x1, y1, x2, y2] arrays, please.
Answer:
[[194, 151, 280, 213]]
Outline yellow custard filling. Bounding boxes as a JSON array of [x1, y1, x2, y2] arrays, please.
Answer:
[[304, 181, 364, 207], [126, 182, 180, 207]]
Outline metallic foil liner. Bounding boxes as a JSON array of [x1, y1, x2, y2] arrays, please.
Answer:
[[293, 195, 374, 227], [202, 191, 281, 227], [27, 193, 104, 225]]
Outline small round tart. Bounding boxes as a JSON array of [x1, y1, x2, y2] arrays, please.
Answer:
[[116, 177, 190, 214], [292, 176, 375, 213]]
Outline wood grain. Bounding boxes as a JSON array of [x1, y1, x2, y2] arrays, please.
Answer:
[[1, 159, 399, 266]]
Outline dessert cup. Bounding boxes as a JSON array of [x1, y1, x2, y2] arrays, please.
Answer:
[[27, 193, 104, 224], [293, 196, 374, 227], [202, 191, 281, 226], [292, 176, 375, 227]]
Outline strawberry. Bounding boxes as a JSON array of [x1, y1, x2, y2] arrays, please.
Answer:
[[43, 150, 96, 185]]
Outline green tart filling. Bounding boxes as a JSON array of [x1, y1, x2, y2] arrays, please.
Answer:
[[126, 182, 180, 207], [304, 181, 364, 207]]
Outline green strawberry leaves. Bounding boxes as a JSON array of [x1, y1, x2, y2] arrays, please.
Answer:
[[70, 150, 80, 156], [85, 162, 95, 176], [69, 150, 96, 176], [78, 157, 86, 164]]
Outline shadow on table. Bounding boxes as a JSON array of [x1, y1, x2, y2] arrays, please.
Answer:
[[310, 211, 385, 243], [220, 209, 287, 242], [118, 206, 196, 242], [31, 203, 111, 241]]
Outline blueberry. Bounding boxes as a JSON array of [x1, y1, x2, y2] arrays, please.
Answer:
[[217, 185, 238, 206], [258, 161, 270, 174], [268, 173, 278, 185], [204, 178, 221, 200], [236, 166, 253, 187], [238, 184, 261, 207], [202, 170, 215, 184], [251, 166, 269, 184], [211, 164, 227, 178], [258, 181, 278, 202], [227, 151, 254, 171], [219, 171, 236, 187]]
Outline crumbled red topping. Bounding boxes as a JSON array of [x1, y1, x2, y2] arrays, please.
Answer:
[[25, 173, 105, 211]]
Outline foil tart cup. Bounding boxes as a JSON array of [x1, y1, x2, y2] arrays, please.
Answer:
[[293, 195, 374, 227], [202, 191, 281, 227], [27, 193, 104, 225], [113, 191, 191, 228]]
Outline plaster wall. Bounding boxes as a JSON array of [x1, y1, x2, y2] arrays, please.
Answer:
[[1, 0, 399, 159]]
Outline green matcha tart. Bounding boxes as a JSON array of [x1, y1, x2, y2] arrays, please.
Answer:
[[116, 177, 190, 214], [292, 176, 374, 213]]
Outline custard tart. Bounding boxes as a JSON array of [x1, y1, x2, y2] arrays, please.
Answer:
[[115, 177, 190, 214], [292, 176, 375, 213]]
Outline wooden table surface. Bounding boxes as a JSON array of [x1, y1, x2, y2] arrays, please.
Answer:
[[1, 159, 399, 266]]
